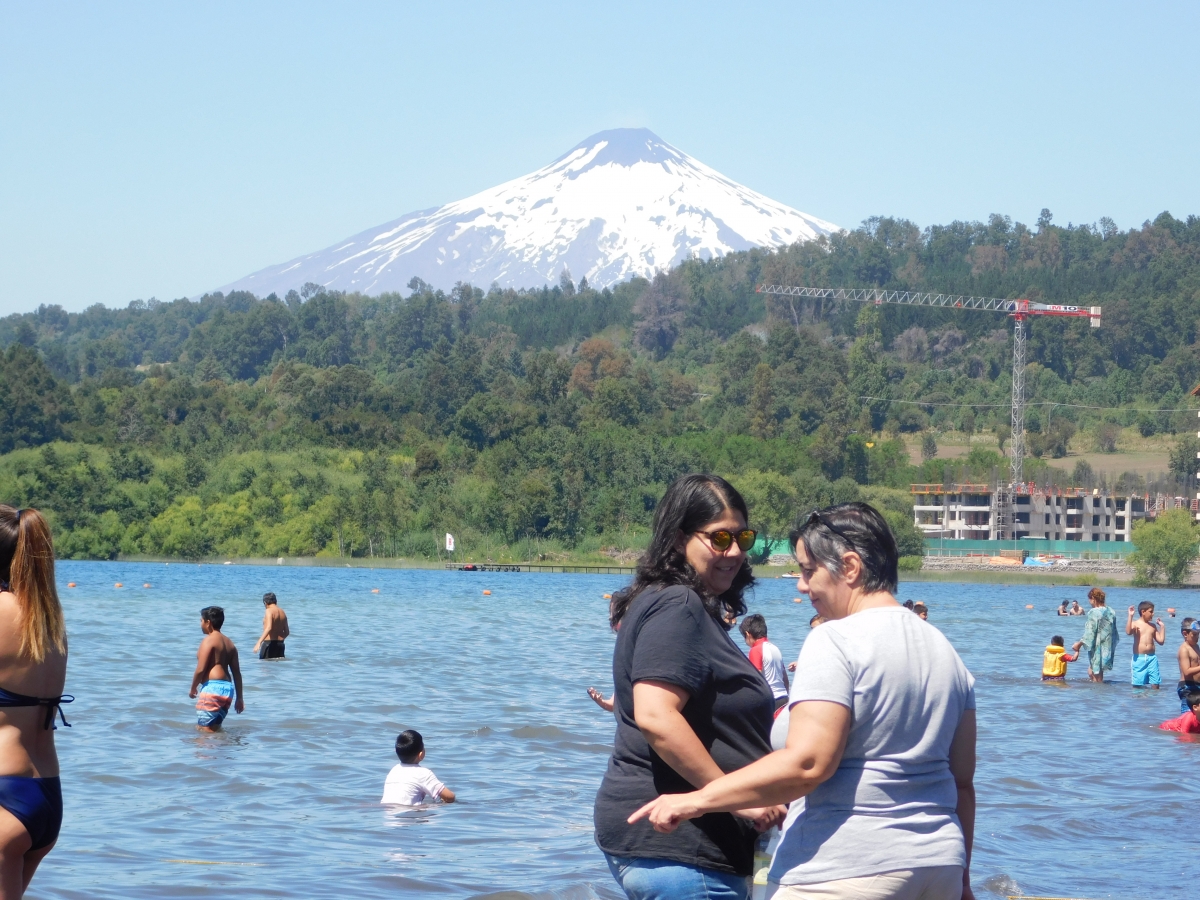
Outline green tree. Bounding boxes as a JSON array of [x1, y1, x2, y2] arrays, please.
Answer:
[[1128, 509, 1199, 586], [921, 432, 938, 462]]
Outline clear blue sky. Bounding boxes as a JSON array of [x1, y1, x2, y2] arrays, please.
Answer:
[[2, 1, 1198, 314]]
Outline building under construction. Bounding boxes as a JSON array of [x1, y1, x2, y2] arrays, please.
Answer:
[[911, 483, 1157, 543]]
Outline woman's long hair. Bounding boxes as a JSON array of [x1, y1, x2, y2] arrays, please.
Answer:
[[609, 474, 754, 630], [0, 506, 65, 662]]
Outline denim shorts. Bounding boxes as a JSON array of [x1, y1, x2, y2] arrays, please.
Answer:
[[604, 853, 749, 900]]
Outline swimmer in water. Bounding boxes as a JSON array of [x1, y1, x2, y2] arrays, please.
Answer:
[[1057, 599, 1070, 616], [252, 592, 289, 660], [0, 506, 71, 896], [1069, 600, 1084, 616], [189, 606, 244, 730], [381, 730, 456, 805], [1127, 601, 1165, 690], [1177, 619, 1200, 713], [1042, 635, 1078, 681], [1160, 691, 1200, 734], [912, 602, 929, 621]]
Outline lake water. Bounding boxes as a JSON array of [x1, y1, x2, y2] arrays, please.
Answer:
[[25, 562, 1200, 899]]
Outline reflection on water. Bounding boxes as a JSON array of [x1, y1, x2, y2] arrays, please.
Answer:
[[27, 564, 1199, 899]]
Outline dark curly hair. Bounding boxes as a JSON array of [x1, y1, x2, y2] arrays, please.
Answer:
[[609, 474, 754, 629]]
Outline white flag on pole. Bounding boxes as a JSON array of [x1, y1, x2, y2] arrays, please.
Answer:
[[445, 533, 455, 552]]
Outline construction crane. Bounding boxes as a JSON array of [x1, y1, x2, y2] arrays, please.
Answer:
[[754, 286, 1101, 491]]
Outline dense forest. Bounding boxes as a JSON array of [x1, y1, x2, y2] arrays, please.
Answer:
[[3, 209, 1200, 561]]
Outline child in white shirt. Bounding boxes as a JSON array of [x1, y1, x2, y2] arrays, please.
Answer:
[[381, 730, 457, 805]]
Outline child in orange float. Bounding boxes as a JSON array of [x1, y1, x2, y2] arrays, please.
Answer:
[[1042, 635, 1078, 681], [1160, 692, 1200, 734]]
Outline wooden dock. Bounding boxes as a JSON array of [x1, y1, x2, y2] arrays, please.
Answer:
[[443, 563, 635, 575]]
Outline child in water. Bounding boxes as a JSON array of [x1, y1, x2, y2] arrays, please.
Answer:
[[1177, 619, 1200, 712], [381, 730, 457, 805], [1160, 692, 1200, 734], [1043, 635, 1079, 681]]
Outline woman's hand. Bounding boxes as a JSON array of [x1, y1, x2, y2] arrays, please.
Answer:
[[587, 687, 615, 712], [734, 804, 788, 831], [628, 792, 703, 833]]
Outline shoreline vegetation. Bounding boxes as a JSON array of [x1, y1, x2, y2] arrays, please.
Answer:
[[96, 555, 1145, 588], [5, 214, 1200, 575]]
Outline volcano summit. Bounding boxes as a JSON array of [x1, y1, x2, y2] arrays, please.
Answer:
[[221, 128, 839, 296]]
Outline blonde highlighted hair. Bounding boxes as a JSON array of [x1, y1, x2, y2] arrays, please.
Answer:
[[0, 506, 65, 662]]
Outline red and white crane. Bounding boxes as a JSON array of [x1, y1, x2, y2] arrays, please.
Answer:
[[754, 285, 1101, 488]]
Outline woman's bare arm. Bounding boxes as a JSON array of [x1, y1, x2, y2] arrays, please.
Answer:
[[949, 709, 977, 900], [629, 700, 850, 831], [632, 681, 725, 787]]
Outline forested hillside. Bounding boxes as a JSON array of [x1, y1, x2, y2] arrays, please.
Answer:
[[3, 209, 1200, 561]]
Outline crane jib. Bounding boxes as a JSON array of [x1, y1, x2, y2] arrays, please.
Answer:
[[754, 285, 1101, 323]]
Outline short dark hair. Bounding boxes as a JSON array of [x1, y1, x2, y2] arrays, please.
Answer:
[[396, 729, 424, 763], [912, 602, 928, 614], [610, 474, 754, 630], [1138, 601, 1154, 615], [790, 503, 898, 594], [739, 614, 768, 640], [1051, 635, 1064, 646], [1187, 692, 1200, 710], [201, 606, 224, 630], [903, 600, 915, 610], [263, 592, 277, 605], [1183, 617, 1196, 636]]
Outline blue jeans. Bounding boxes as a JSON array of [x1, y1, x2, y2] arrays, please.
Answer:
[[605, 853, 749, 900]]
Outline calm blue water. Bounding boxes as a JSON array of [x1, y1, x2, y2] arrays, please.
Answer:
[[25, 563, 1200, 899]]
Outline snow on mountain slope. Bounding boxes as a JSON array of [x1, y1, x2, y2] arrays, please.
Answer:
[[219, 128, 840, 297]]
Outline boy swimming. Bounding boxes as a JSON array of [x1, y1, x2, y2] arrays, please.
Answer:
[[1127, 601, 1166, 689], [1160, 691, 1200, 734], [1042, 635, 1078, 681], [381, 730, 456, 805]]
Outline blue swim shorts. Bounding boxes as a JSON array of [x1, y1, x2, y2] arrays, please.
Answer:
[[1131, 654, 1161, 687], [196, 679, 234, 727]]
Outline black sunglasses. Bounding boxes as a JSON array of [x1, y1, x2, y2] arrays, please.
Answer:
[[805, 510, 857, 550], [694, 528, 758, 552]]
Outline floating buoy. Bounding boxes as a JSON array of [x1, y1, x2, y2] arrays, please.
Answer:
[[794, 597, 804, 603], [1168, 607, 1177, 616], [603, 593, 612, 599], [1025, 604, 1034, 609], [115, 583, 123, 588], [67, 582, 76, 588], [143, 583, 151, 588], [483, 590, 492, 595], [371, 588, 380, 593]]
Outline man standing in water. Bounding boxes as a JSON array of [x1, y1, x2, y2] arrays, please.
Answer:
[[189, 606, 244, 731], [253, 592, 289, 660]]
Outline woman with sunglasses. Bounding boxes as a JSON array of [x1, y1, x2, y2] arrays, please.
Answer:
[[629, 503, 977, 900], [594, 474, 786, 900]]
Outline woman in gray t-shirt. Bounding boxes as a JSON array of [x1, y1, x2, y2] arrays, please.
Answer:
[[629, 502, 977, 900]]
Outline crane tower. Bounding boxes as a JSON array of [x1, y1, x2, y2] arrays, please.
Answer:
[[755, 286, 1101, 488]]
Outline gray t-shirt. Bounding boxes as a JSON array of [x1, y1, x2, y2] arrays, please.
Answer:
[[769, 606, 975, 885]]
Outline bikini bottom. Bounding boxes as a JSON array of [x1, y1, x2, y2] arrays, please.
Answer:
[[0, 775, 62, 850]]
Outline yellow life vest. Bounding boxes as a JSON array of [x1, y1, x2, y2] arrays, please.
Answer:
[[1043, 645, 1069, 677]]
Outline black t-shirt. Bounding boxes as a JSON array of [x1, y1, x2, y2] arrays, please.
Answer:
[[593, 584, 774, 875]]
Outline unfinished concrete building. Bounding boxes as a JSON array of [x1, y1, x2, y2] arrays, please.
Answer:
[[912, 483, 1151, 543]]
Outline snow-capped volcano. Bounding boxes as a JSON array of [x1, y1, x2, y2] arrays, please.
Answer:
[[220, 128, 839, 296]]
